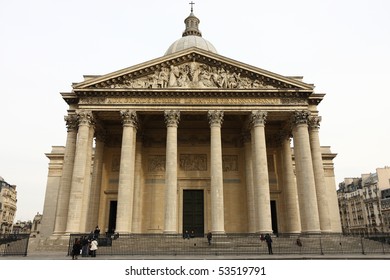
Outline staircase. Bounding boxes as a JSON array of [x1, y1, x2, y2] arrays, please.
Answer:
[[31, 234, 390, 256]]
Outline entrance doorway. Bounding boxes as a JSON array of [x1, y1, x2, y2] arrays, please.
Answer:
[[108, 200, 117, 234], [183, 190, 204, 237], [270, 200, 278, 234]]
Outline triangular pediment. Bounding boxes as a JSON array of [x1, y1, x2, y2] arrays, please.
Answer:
[[73, 48, 314, 92]]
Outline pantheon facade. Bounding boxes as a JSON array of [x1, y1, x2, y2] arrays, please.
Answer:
[[40, 10, 341, 238]]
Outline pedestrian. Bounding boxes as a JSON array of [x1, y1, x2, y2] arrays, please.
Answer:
[[264, 233, 273, 255], [89, 238, 98, 257], [260, 234, 265, 242], [183, 230, 190, 239], [207, 232, 212, 245], [81, 236, 89, 257], [94, 225, 100, 239], [296, 237, 302, 247], [71, 238, 82, 260]]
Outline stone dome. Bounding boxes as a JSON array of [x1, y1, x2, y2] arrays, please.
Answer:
[[164, 11, 217, 55], [165, 35, 217, 55]]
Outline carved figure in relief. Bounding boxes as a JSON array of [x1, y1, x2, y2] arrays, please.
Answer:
[[169, 65, 180, 87], [109, 61, 278, 90], [157, 68, 169, 88]]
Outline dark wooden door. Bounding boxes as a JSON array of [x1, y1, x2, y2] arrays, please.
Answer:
[[108, 200, 117, 234], [183, 190, 204, 237]]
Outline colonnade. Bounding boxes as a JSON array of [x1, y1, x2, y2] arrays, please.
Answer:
[[52, 109, 331, 235]]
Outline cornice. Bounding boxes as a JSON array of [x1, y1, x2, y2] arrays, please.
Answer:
[[73, 88, 312, 99]]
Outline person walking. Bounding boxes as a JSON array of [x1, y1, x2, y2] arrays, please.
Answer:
[[89, 238, 98, 258], [71, 238, 82, 260], [264, 233, 273, 255]]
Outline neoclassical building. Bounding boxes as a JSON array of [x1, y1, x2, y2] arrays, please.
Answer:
[[40, 9, 341, 238]]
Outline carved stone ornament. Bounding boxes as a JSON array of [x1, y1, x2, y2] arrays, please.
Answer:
[[208, 110, 224, 126], [76, 110, 94, 126], [120, 110, 138, 127], [309, 115, 322, 129], [64, 114, 78, 131], [251, 110, 267, 127], [223, 155, 238, 172], [103, 62, 277, 90], [292, 110, 311, 126], [164, 110, 181, 127], [148, 155, 166, 172], [179, 154, 207, 171]]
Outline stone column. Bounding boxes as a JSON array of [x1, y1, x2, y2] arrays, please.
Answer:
[[116, 110, 138, 234], [291, 111, 321, 233], [86, 128, 105, 231], [164, 110, 180, 234], [79, 123, 95, 232], [208, 110, 225, 234], [309, 116, 331, 232], [250, 111, 272, 233], [243, 132, 256, 233], [132, 137, 144, 233], [65, 110, 94, 233], [280, 132, 301, 233], [53, 114, 78, 235]]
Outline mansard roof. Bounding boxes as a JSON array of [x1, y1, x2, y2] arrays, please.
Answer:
[[71, 47, 315, 95]]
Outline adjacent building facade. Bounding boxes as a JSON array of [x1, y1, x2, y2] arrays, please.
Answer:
[[337, 166, 390, 234], [0, 176, 17, 234], [40, 10, 341, 239]]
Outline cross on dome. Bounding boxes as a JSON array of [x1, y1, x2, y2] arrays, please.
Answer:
[[189, 1, 195, 13]]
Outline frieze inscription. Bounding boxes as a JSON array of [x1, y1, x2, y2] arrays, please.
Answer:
[[79, 97, 290, 105]]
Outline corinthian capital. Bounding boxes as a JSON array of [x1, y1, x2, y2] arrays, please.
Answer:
[[250, 110, 267, 127], [76, 110, 94, 126], [64, 114, 78, 132], [208, 110, 224, 126], [291, 110, 310, 126], [164, 110, 180, 127], [120, 110, 138, 127], [309, 116, 322, 130]]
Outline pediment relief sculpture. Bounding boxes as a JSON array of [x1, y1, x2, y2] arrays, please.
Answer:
[[95, 61, 282, 90]]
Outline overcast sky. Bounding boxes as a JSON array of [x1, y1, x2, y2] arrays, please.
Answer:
[[1, 0, 389, 222]]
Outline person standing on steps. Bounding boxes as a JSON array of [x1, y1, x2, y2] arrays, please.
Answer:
[[265, 233, 273, 255], [207, 232, 212, 245]]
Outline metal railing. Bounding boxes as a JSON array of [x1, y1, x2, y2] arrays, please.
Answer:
[[67, 233, 390, 256], [0, 234, 30, 256]]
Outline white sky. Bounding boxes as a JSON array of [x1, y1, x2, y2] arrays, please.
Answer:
[[0, 0, 389, 222]]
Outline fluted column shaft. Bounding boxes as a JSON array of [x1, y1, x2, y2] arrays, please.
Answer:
[[132, 139, 143, 233], [53, 114, 78, 235], [292, 111, 321, 233], [65, 110, 94, 233], [164, 110, 180, 234], [116, 110, 138, 234], [208, 110, 225, 234], [251, 111, 272, 233], [86, 129, 105, 231], [244, 133, 256, 233], [79, 124, 95, 232], [281, 134, 301, 233], [309, 116, 331, 232]]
